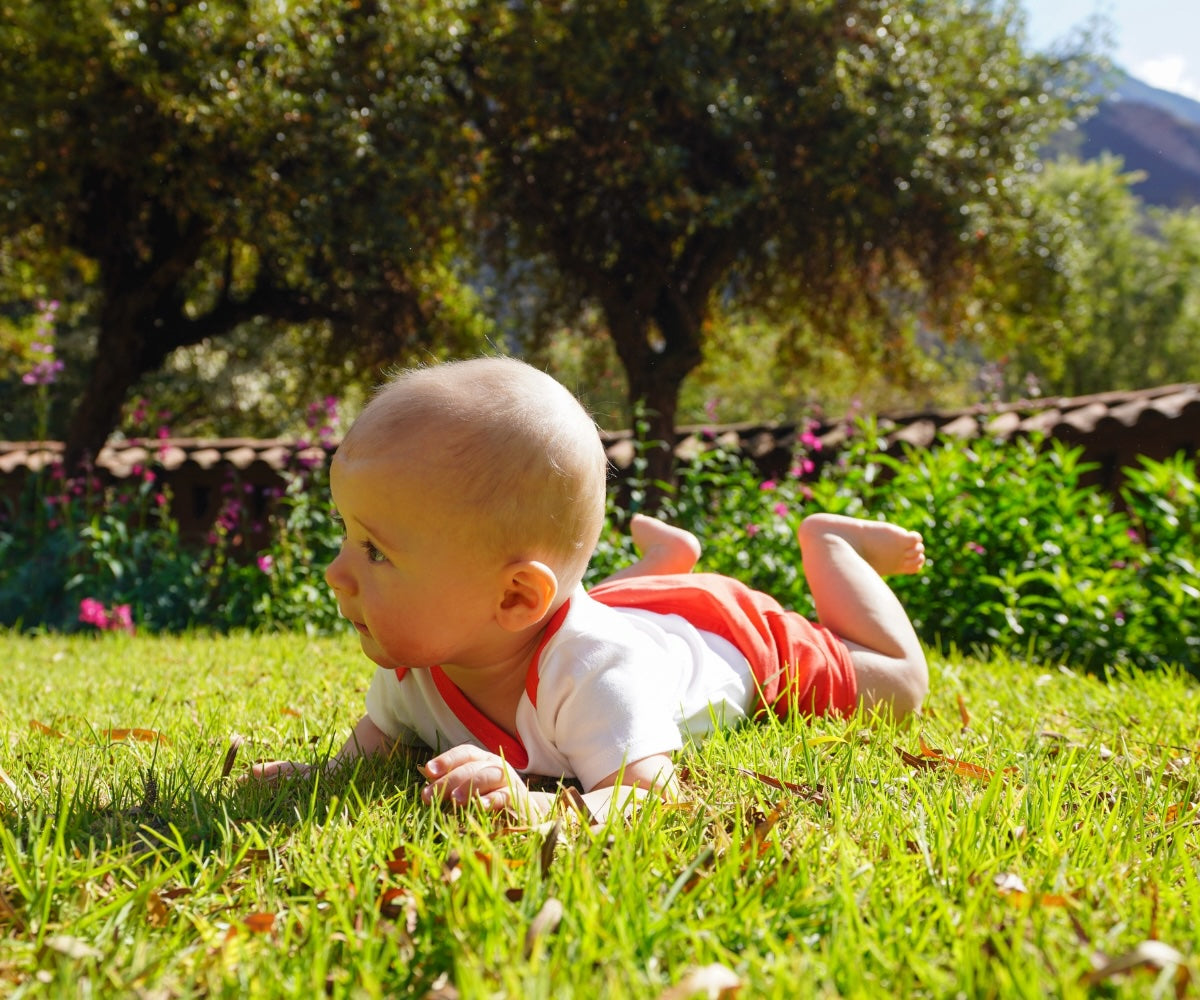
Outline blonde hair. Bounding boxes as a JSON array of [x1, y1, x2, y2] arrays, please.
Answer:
[[342, 357, 608, 592]]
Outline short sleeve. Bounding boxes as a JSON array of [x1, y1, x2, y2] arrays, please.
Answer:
[[535, 626, 686, 790], [364, 668, 424, 747]]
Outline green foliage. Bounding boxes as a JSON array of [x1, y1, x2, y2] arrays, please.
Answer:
[[0, 0, 487, 457], [977, 156, 1200, 397]]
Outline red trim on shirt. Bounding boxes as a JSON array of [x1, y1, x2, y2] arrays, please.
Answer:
[[390, 598, 574, 767], [431, 667, 529, 770]]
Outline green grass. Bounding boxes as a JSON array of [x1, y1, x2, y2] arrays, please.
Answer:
[[1, 631, 1198, 998]]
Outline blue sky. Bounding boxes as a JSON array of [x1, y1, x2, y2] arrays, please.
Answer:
[[1021, 0, 1200, 99]]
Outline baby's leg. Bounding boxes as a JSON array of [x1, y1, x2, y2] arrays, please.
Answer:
[[798, 513, 928, 718], [601, 513, 701, 582]]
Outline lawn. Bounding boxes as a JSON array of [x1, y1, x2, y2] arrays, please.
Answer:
[[1, 631, 1197, 998]]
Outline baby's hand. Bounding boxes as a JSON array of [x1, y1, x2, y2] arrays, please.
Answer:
[[250, 760, 315, 781], [419, 745, 530, 815]]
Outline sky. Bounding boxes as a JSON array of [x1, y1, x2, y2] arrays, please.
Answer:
[[1021, 0, 1200, 100]]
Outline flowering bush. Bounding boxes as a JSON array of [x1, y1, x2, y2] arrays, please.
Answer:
[[2, 326, 1195, 676]]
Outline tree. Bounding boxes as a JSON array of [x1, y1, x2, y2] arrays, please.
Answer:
[[0, 0, 479, 466], [984, 155, 1200, 397], [445, 0, 1087, 485]]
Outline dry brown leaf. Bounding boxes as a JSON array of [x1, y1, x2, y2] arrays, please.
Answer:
[[29, 720, 69, 740], [146, 892, 170, 929], [656, 963, 741, 1000], [379, 887, 417, 930], [523, 897, 564, 959], [242, 912, 277, 934], [386, 846, 414, 876], [0, 885, 25, 933], [957, 693, 971, 730], [539, 819, 561, 878], [735, 767, 826, 803], [748, 799, 787, 856], [1082, 939, 1190, 997], [221, 734, 244, 778], [281, 707, 302, 718], [104, 728, 170, 745], [442, 850, 462, 884]]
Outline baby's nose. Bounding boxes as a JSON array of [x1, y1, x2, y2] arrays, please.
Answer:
[[325, 551, 354, 594]]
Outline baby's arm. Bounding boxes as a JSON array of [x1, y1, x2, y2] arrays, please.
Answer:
[[252, 714, 394, 779]]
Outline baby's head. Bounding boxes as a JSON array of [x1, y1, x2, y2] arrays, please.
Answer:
[[338, 356, 609, 596]]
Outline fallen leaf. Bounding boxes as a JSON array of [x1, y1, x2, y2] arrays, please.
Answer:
[[146, 892, 170, 928], [281, 707, 302, 718], [386, 846, 413, 876], [0, 885, 26, 933], [734, 768, 826, 803], [221, 734, 245, 778], [523, 897, 564, 958], [29, 720, 69, 740], [748, 800, 787, 855], [242, 912, 276, 934], [540, 819, 561, 878], [656, 962, 741, 1000], [442, 850, 462, 884], [379, 887, 417, 930], [104, 728, 170, 745], [895, 737, 1016, 783], [956, 693, 970, 729], [241, 848, 275, 862], [1082, 939, 1190, 997]]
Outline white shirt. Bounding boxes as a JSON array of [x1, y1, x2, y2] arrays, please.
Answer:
[[364, 586, 755, 789]]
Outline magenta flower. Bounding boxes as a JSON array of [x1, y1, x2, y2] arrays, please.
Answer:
[[965, 541, 986, 555], [746, 524, 760, 538], [759, 480, 777, 491], [257, 554, 275, 574], [773, 502, 789, 518], [79, 598, 109, 629], [109, 604, 135, 635]]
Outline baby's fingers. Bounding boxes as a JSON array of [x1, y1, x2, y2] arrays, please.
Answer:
[[250, 760, 313, 781]]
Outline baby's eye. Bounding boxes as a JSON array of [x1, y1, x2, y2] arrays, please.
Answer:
[[360, 540, 388, 565]]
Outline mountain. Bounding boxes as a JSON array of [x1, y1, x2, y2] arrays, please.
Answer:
[[1064, 68, 1200, 208]]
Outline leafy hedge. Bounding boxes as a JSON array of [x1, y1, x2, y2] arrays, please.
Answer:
[[2, 428, 1196, 674]]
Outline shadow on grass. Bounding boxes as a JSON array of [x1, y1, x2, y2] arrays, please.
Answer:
[[2, 747, 431, 863]]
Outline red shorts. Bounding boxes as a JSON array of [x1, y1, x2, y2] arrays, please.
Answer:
[[588, 573, 858, 718]]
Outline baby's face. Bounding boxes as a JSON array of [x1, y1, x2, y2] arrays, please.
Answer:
[[324, 448, 507, 673]]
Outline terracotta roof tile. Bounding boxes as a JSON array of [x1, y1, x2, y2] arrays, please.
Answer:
[[0, 383, 1196, 487]]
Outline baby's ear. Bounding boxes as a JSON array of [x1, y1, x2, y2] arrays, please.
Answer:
[[496, 561, 558, 631]]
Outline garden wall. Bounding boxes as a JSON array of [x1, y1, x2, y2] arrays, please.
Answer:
[[2, 382, 1197, 547]]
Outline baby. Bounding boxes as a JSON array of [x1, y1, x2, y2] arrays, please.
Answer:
[[255, 357, 928, 818]]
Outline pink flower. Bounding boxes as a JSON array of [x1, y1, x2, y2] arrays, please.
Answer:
[[965, 541, 986, 555], [759, 480, 777, 491], [257, 554, 274, 574], [746, 524, 760, 538], [79, 598, 109, 629], [109, 605, 135, 635], [773, 502, 789, 517]]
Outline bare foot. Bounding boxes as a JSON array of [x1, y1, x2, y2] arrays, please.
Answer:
[[601, 514, 702, 583], [798, 513, 925, 577]]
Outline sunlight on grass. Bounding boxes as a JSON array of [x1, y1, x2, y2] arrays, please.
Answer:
[[1, 632, 1198, 997]]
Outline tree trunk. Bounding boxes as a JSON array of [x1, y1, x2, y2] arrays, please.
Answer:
[[602, 283, 705, 506]]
